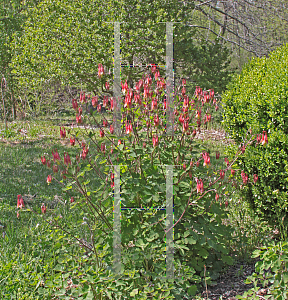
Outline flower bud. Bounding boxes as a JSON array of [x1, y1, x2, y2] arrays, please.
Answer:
[[70, 197, 75, 203], [53, 165, 58, 173], [41, 203, 47, 214], [231, 169, 235, 176]]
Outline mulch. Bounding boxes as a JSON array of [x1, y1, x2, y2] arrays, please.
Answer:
[[198, 257, 273, 300]]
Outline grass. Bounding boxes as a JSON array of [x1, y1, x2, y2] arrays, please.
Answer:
[[0, 113, 277, 299]]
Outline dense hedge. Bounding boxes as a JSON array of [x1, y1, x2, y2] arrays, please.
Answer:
[[221, 44, 288, 238]]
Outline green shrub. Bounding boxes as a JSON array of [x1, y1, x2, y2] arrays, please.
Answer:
[[221, 43, 288, 239], [236, 240, 288, 300]]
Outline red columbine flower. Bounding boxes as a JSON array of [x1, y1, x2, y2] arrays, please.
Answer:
[[143, 142, 146, 148], [76, 114, 82, 124], [241, 171, 248, 185], [103, 96, 109, 107], [253, 174, 258, 184], [205, 114, 211, 123], [70, 138, 75, 146], [134, 94, 141, 105], [97, 104, 102, 112], [80, 92, 86, 103], [224, 157, 229, 166], [41, 156, 46, 165], [152, 135, 159, 147], [182, 86, 186, 96], [220, 170, 225, 179], [155, 70, 160, 81], [64, 152, 71, 166], [151, 64, 157, 73], [154, 115, 160, 127], [125, 121, 132, 135], [241, 145, 246, 154], [256, 134, 261, 143], [60, 127, 66, 138], [98, 63, 104, 78], [196, 110, 201, 119], [182, 78, 186, 86], [47, 175, 52, 184], [196, 178, 204, 194], [183, 163, 186, 170], [53, 165, 58, 173], [183, 119, 189, 133], [124, 95, 132, 109], [70, 197, 75, 203], [101, 143, 106, 154], [105, 81, 110, 91], [183, 97, 189, 112], [261, 131, 268, 146], [151, 98, 157, 110], [215, 105, 219, 112], [209, 89, 214, 99], [103, 119, 108, 127], [72, 99, 78, 110], [231, 169, 235, 176], [52, 149, 60, 161], [82, 146, 89, 160], [92, 96, 98, 108], [215, 193, 219, 201], [99, 129, 105, 138], [17, 195, 24, 209], [216, 151, 220, 159], [78, 107, 82, 116], [121, 80, 128, 95], [41, 203, 47, 214], [110, 125, 114, 134], [118, 139, 122, 146], [192, 129, 197, 138], [202, 152, 211, 167], [225, 201, 228, 208], [110, 98, 114, 110]]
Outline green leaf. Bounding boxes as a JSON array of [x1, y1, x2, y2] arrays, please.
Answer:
[[130, 288, 139, 296]]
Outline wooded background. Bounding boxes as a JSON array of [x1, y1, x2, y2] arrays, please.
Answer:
[[1, 0, 288, 119]]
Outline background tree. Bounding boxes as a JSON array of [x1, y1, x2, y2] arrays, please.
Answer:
[[10, 0, 233, 114], [188, 0, 288, 71]]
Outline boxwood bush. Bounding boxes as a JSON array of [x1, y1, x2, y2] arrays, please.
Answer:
[[221, 43, 288, 239]]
